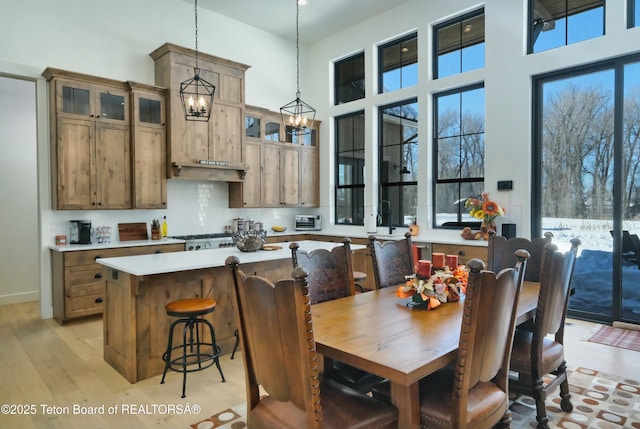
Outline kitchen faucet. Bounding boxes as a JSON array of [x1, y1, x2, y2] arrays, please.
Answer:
[[380, 200, 395, 235]]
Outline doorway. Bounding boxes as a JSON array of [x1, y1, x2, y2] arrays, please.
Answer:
[[0, 75, 39, 304], [533, 55, 640, 325]]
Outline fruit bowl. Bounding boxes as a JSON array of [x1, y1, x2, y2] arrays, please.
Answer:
[[271, 226, 287, 232]]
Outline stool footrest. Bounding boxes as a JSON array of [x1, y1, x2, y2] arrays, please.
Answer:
[[163, 344, 221, 374]]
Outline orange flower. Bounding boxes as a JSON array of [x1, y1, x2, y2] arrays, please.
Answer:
[[482, 200, 500, 216]]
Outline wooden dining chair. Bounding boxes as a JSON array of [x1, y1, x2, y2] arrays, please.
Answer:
[[369, 232, 415, 289], [226, 256, 398, 429], [289, 238, 355, 304], [508, 242, 579, 429], [290, 238, 385, 394], [487, 230, 554, 282], [372, 250, 530, 428]]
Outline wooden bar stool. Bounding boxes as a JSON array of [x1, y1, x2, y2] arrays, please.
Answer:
[[353, 270, 367, 292], [160, 298, 225, 397]]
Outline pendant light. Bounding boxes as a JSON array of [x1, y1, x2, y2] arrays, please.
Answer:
[[180, 0, 215, 121], [280, 0, 316, 136]]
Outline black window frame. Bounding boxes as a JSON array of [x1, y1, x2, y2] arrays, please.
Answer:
[[629, 0, 639, 28], [378, 98, 418, 229], [334, 52, 365, 105], [432, 82, 485, 229], [433, 7, 485, 80], [527, 0, 605, 54], [378, 32, 418, 94], [335, 111, 366, 226]]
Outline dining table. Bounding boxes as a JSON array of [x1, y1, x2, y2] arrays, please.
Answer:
[[311, 280, 540, 429]]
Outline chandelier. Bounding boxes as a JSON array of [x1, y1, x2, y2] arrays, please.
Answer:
[[280, 0, 316, 136], [180, 0, 215, 121]]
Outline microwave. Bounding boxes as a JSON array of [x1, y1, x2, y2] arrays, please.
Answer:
[[295, 214, 322, 231]]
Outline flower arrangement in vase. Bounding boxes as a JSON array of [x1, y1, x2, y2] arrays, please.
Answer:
[[461, 192, 505, 240]]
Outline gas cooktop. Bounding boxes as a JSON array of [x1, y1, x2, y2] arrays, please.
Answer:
[[171, 233, 235, 251], [170, 233, 233, 240]]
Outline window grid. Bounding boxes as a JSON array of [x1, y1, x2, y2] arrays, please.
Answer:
[[433, 83, 485, 228], [335, 112, 366, 225]]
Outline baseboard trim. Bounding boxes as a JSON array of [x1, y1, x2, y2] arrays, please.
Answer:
[[612, 321, 640, 332], [0, 291, 39, 306]]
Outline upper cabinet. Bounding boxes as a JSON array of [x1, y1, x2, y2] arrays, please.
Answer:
[[230, 105, 320, 208], [44, 69, 132, 210], [149, 43, 251, 182], [43, 68, 167, 211], [129, 82, 168, 209]]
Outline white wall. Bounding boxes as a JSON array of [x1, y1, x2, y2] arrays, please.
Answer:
[[0, 0, 303, 316], [0, 76, 39, 304], [306, 0, 640, 238]]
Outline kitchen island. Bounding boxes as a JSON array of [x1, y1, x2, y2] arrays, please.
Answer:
[[97, 240, 364, 383]]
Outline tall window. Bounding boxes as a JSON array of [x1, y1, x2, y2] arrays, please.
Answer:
[[379, 99, 418, 228], [433, 84, 485, 227], [335, 112, 365, 225], [378, 33, 418, 93], [434, 8, 485, 79], [335, 52, 365, 104], [629, 0, 640, 28], [529, 0, 604, 53]]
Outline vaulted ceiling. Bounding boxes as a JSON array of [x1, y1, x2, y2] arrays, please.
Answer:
[[185, 0, 411, 43]]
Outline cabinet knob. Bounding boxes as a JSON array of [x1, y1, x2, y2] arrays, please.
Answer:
[[94, 297, 103, 304], [94, 273, 103, 279], [458, 250, 465, 256], [155, 250, 162, 254]]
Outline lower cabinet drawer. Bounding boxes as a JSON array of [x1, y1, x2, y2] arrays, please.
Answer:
[[66, 265, 104, 289], [65, 294, 104, 319], [67, 280, 104, 298]]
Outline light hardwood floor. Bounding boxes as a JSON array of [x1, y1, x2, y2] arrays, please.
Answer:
[[0, 301, 637, 429]]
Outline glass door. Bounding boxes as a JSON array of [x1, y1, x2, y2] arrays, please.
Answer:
[[536, 59, 640, 325], [621, 61, 640, 323]]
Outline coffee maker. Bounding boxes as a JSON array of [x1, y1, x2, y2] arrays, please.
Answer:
[[69, 220, 92, 244]]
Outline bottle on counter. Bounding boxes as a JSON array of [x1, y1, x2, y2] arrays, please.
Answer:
[[161, 216, 168, 239]]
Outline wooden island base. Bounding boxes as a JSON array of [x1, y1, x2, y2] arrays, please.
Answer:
[[103, 258, 291, 383]]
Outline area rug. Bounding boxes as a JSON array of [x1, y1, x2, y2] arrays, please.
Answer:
[[191, 368, 640, 429], [588, 325, 640, 352]]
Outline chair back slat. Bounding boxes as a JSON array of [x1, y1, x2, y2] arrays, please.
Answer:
[[451, 249, 528, 426], [461, 251, 528, 389], [290, 238, 354, 304], [369, 232, 415, 289], [488, 231, 552, 282], [227, 257, 321, 422], [536, 244, 578, 337]]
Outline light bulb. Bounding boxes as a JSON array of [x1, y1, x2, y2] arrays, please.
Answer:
[[199, 96, 206, 110], [188, 96, 194, 107]]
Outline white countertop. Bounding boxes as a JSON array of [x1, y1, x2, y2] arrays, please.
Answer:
[[97, 240, 365, 277], [48, 238, 186, 252]]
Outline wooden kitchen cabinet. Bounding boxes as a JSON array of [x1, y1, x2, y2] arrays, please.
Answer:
[[149, 43, 250, 182], [51, 243, 184, 324], [44, 69, 131, 210], [431, 243, 488, 265], [229, 141, 262, 207], [130, 83, 168, 209], [300, 146, 319, 207], [231, 105, 320, 208], [263, 143, 299, 207]]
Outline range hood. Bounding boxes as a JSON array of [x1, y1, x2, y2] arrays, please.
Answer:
[[170, 160, 247, 182]]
